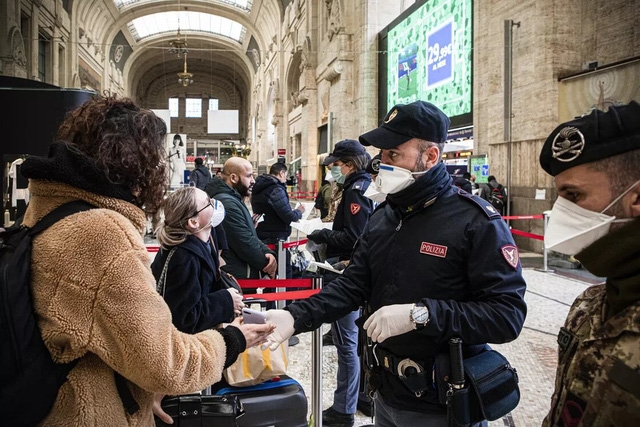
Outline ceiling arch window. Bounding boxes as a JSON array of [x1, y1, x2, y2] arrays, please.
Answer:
[[113, 0, 252, 13], [128, 11, 246, 43]]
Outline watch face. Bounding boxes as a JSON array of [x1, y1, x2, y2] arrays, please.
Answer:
[[412, 306, 429, 324]]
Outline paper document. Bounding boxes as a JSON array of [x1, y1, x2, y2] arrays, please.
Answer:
[[297, 202, 315, 221], [290, 218, 333, 235], [309, 261, 343, 275]]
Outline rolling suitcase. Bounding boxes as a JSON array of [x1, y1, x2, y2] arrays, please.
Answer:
[[214, 375, 308, 427]]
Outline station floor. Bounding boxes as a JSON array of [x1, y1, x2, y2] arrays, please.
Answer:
[[285, 254, 602, 427]]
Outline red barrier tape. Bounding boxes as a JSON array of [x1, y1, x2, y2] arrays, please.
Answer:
[[146, 245, 160, 253], [510, 229, 544, 241], [237, 278, 314, 289], [502, 215, 544, 220], [243, 289, 320, 302], [265, 239, 309, 250]]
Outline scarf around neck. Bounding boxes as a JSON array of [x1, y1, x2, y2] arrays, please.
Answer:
[[576, 217, 640, 318], [386, 162, 452, 210]]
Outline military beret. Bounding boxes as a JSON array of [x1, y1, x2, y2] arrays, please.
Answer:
[[539, 101, 640, 176], [359, 101, 450, 149]]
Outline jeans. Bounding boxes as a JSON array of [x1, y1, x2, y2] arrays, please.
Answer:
[[331, 309, 360, 415], [374, 395, 488, 427]]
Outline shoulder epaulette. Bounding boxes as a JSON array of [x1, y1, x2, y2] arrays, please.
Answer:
[[352, 178, 371, 193], [457, 190, 502, 219]]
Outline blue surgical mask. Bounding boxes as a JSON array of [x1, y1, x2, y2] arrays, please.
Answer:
[[331, 166, 346, 184]]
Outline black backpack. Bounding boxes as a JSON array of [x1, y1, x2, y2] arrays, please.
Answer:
[[0, 201, 138, 425], [488, 183, 505, 213]]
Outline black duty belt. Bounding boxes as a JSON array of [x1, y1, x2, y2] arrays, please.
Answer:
[[373, 346, 433, 397]]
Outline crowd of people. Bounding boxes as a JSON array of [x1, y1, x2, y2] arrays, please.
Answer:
[[7, 93, 639, 426]]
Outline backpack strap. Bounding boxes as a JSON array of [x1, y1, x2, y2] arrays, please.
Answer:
[[27, 201, 96, 236]]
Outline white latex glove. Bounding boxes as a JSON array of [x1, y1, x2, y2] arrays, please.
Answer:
[[363, 303, 416, 343], [262, 309, 295, 350]]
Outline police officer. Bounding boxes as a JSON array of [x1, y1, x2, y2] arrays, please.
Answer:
[[265, 101, 527, 426], [540, 101, 640, 426], [307, 139, 375, 426]]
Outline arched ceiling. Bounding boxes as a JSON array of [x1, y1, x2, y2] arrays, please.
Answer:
[[72, 0, 290, 109]]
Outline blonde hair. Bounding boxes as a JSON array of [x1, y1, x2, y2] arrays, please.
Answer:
[[155, 187, 199, 248]]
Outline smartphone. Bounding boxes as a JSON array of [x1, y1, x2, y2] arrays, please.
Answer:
[[242, 307, 267, 324]]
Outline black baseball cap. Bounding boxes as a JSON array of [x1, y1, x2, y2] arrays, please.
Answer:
[[322, 139, 367, 166], [359, 101, 451, 149], [540, 101, 640, 176]]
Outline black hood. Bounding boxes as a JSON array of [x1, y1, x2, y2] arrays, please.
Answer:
[[252, 174, 282, 197], [21, 141, 135, 203]]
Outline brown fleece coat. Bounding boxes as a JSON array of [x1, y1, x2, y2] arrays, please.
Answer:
[[23, 180, 227, 426]]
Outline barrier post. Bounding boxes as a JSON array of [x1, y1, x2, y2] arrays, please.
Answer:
[[311, 276, 323, 427], [535, 211, 554, 273], [276, 240, 286, 309]]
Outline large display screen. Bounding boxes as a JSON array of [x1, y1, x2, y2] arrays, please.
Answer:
[[379, 0, 473, 128]]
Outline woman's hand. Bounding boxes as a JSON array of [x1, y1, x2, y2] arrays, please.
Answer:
[[152, 393, 173, 424], [226, 288, 245, 315], [230, 317, 275, 348]]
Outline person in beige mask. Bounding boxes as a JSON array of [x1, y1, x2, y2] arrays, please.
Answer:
[[540, 101, 640, 426]]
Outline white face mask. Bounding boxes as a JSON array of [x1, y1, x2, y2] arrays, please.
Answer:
[[325, 170, 335, 182], [363, 180, 387, 203], [193, 198, 226, 234], [210, 199, 226, 228], [545, 179, 640, 255], [376, 164, 428, 194]]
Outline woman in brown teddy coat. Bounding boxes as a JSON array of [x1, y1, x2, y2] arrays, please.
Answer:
[[18, 95, 273, 426]]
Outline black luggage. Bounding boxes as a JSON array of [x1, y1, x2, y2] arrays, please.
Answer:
[[215, 376, 308, 427]]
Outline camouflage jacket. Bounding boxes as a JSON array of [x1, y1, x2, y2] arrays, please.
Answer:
[[543, 284, 640, 426]]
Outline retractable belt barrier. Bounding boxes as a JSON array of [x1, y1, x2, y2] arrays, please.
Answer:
[[504, 212, 553, 272], [265, 239, 308, 250], [239, 276, 325, 427], [237, 278, 320, 302]]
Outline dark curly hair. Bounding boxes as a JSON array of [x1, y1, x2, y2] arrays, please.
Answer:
[[55, 95, 168, 215]]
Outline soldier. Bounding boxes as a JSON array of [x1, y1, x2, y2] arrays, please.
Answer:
[[540, 101, 640, 425]]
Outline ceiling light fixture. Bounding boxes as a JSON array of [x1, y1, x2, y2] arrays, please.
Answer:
[[177, 53, 194, 87]]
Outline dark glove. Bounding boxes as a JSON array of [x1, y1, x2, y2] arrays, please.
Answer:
[[307, 229, 327, 244]]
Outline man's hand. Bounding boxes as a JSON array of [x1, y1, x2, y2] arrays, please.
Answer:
[[363, 304, 416, 343], [296, 204, 306, 213], [262, 309, 295, 350], [262, 253, 277, 278], [152, 393, 173, 424], [307, 229, 327, 244]]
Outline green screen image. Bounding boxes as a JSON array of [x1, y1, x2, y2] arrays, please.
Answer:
[[386, 0, 472, 120]]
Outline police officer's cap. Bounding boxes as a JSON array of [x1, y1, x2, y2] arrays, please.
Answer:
[[540, 101, 640, 176], [359, 101, 450, 149], [322, 139, 366, 166]]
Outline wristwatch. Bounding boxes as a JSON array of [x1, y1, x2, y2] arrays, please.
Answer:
[[410, 303, 429, 329]]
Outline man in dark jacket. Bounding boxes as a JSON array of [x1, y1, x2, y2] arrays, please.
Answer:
[[264, 101, 527, 426], [205, 157, 277, 279], [189, 157, 212, 190], [251, 162, 305, 279]]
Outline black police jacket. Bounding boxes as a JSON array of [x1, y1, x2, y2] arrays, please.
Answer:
[[309, 169, 374, 260], [286, 162, 527, 413]]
